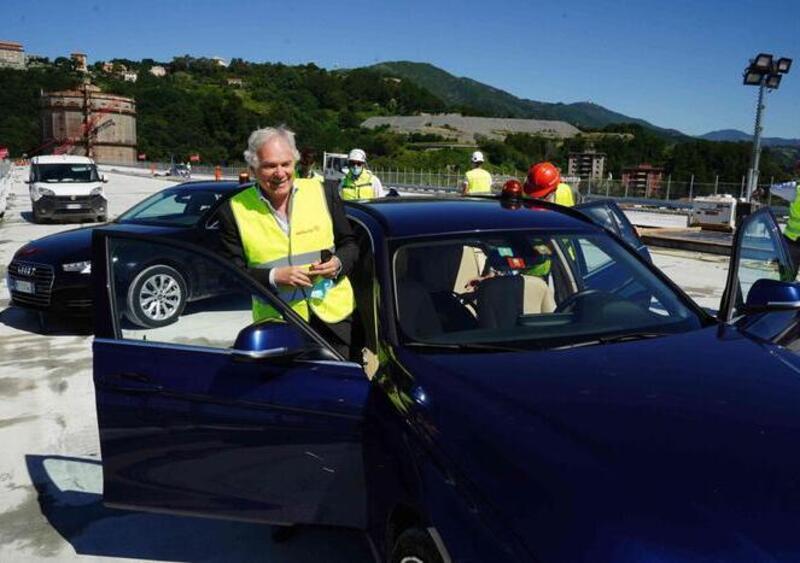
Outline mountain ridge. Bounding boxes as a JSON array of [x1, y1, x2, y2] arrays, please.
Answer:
[[367, 61, 687, 139]]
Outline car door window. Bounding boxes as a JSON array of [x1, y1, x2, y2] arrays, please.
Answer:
[[720, 209, 794, 321], [108, 237, 314, 350]]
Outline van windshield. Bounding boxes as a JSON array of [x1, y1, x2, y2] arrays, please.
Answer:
[[33, 163, 100, 183]]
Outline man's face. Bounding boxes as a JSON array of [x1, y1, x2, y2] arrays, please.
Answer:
[[254, 138, 295, 198]]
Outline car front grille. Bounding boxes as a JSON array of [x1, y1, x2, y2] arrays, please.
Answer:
[[8, 261, 55, 307]]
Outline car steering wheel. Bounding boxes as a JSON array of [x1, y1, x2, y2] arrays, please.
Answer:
[[554, 288, 607, 314]]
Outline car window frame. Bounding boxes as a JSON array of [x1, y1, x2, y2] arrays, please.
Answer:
[[91, 229, 341, 357]]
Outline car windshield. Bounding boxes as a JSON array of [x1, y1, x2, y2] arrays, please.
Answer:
[[33, 163, 100, 183], [118, 188, 222, 227], [392, 230, 705, 350]]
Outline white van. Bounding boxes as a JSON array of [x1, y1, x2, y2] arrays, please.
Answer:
[[28, 155, 108, 223]]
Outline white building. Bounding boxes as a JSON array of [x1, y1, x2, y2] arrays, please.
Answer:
[[0, 40, 25, 70], [149, 65, 166, 77]]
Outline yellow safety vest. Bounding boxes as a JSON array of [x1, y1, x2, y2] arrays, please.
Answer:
[[229, 181, 355, 324], [784, 186, 800, 242], [553, 183, 575, 207], [341, 170, 376, 200], [465, 168, 492, 194]]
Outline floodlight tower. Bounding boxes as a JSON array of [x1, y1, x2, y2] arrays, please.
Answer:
[[743, 53, 792, 199]]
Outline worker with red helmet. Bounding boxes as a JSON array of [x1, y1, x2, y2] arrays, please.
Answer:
[[523, 162, 575, 207]]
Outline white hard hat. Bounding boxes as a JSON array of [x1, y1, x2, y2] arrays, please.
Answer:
[[471, 150, 485, 163], [348, 148, 367, 163]]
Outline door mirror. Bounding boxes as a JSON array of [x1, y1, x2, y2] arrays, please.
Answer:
[[232, 321, 309, 360], [102, 175, 109, 183], [743, 279, 800, 313]]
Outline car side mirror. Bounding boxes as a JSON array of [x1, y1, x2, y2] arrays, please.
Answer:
[[743, 279, 800, 313], [102, 175, 109, 183], [232, 320, 309, 361]]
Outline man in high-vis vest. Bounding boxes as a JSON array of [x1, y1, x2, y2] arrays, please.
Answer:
[[768, 168, 800, 278], [523, 161, 575, 207], [461, 150, 493, 195], [217, 127, 359, 358], [339, 148, 384, 200], [297, 147, 324, 183]]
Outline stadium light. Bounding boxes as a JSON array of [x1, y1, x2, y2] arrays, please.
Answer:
[[743, 53, 792, 200]]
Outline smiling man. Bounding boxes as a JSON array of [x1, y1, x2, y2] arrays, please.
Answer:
[[216, 126, 359, 358]]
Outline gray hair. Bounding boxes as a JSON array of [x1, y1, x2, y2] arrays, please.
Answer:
[[243, 126, 300, 168]]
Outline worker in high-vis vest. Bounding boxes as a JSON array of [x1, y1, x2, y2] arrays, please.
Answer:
[[462, 151, 493, 195], [297, 147, 324, 183], [217, 126, 359, 359], [523, 162, 575, 207], [768, 168, 800, 278], [339, 148, 384, 200]]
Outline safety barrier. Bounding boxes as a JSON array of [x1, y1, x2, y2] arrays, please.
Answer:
[[0, 160, 11, 221]]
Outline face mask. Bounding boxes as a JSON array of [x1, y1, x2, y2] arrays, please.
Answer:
[[351, 165, 363, 178]]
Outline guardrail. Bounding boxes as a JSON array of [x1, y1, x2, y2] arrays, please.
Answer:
[[0, 160, 11, 220]]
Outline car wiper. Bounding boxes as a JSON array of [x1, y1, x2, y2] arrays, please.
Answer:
[[552, 332, 666, 350], [405, 341, 524, 353]]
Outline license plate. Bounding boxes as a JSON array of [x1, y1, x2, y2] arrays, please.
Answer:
[[66, 204, 82, 210], [12, 279, 35, 294]]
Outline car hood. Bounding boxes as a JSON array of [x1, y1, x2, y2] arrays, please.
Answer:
[[398, 326, 800, 561], [12, 223, 182, 265], [33, 181, 103, 197]]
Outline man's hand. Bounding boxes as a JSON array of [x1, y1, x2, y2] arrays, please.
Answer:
[[273, 265, 313, 287], [309, 256, 341, 279]]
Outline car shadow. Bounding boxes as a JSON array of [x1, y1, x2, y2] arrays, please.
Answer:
[[24, 455, 373, 562], [0, 306, 92, 336]]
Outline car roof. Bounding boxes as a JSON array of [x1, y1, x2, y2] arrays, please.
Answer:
[[167, 180, 243, 192], [348, 196, 599, 238], [31, 155, 95, 165]]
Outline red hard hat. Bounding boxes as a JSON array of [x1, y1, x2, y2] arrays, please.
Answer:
[[502, 178, 523, 198], [524, 162, 560, 199]]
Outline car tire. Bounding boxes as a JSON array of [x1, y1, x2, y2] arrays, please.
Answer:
[[126, 264, 188, 328], [32, 206, 41, 224], [97, 215, 107, 223], [390, 528, 444, 563]]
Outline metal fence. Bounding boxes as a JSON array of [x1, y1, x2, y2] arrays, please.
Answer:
[[0, 160, 11, 220], [95, 159, 788, 210]]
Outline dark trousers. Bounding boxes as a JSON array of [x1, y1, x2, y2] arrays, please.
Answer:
[[309, 314, 354, 361]]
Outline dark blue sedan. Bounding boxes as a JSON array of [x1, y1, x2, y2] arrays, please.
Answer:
[[6, 181, 241, 328], [90, 194, 800, 562]]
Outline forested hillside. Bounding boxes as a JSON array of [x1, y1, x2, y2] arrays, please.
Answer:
[[0, 57, 794, 182]]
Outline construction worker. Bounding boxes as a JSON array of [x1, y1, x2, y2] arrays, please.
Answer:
[[523, 162, 574, 207], [216, 126, 359, 359], [297, 147, 324, 183], [339, 148, 384, 200], [462, 151, 492, 195], [768, 163, 800, 277]]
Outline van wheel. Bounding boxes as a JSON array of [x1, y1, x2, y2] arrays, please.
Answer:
[[126, 265, 187, 328], [32, 207, 41, 223], [390, 528, 443, 563]]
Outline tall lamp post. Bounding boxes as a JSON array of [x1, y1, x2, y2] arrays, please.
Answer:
[[743, 53, 792, 200]]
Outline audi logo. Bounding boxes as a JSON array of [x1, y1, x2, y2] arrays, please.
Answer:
[[17, 264, 35, 276]]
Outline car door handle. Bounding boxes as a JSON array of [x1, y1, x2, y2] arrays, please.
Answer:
[[106, 372, 163, 394]]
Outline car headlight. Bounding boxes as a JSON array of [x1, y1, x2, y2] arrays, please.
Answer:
[[90, 186, 104, 196], [38, 187, 55, 197], [62, 261, 92, 274]]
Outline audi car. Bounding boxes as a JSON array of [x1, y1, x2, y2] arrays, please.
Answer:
[[6, 181, 241, 328], [89, 192, 800, 562]]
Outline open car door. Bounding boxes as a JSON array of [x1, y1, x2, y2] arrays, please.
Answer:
[[91, 230, 369, 528], [576, 199, 652, 263], [718, 207, 800, 344]]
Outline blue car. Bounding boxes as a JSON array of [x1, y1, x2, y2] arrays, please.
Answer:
[[91, 194, 800, 562]]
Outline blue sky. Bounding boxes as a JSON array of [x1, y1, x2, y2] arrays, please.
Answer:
[[3, 0, 799, 137]]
